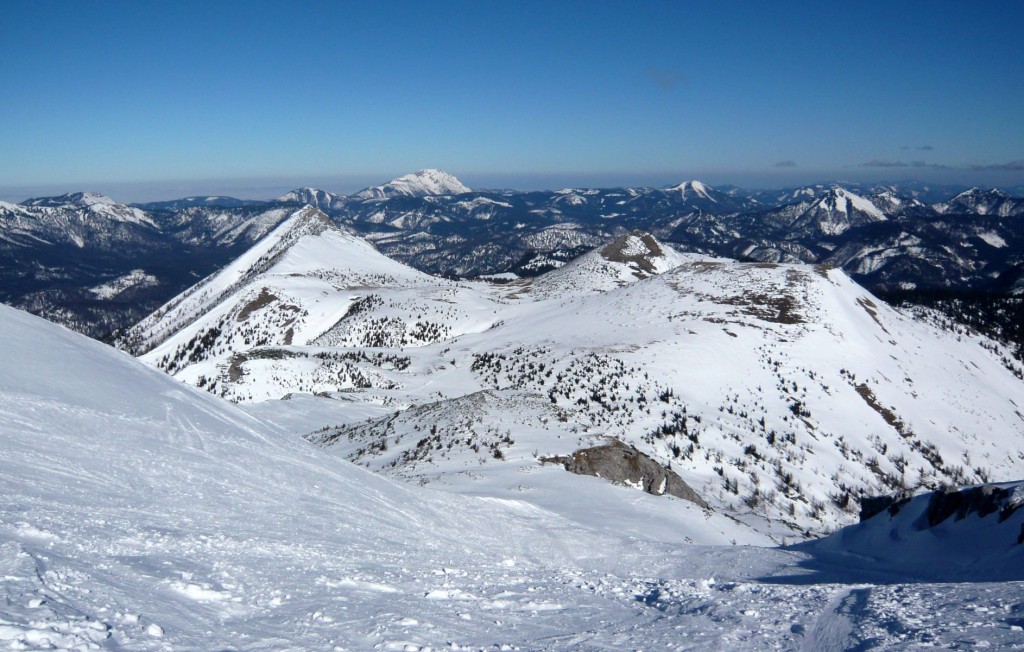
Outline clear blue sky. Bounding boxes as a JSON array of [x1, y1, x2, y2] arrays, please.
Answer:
[[2, 0, 1023, 201]]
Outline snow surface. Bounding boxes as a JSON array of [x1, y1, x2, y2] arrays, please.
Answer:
[[88, 269, 159, 299], [978, 230, 1008, 248], [126, 218, 1024, 548], [4, 301, 1024, 649]]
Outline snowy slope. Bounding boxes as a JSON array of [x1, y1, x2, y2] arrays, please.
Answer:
[[788, 187, 887, 236], [528, 231, 687, 296], [0, 303, 751, 648], [802, 482, 1024, 582], [7, 303, 1024, 649], [354, 169, 472, 199], [129, 222, 1024, 542], [934, 187, 1024, 217]]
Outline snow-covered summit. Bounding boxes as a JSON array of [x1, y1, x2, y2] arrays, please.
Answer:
[[934, 187, 1024, 217], [528, 231, 686, 297], [275, 187, 346, 211], [123, 204, 436, 376], [355, 169, 472, 200], [815, 187, 885, 219], [120, 205, 342, 354], [781, 187, 887, 236], [22, 191, 118, 208], [667, 180, 716, 202]]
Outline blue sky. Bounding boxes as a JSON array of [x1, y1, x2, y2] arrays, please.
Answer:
[[2, 0, 1022, 201]]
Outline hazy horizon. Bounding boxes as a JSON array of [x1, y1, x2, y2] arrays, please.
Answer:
[[4, 166, 1024, 205]]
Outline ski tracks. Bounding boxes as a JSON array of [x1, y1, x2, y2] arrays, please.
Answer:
[[801, 585, 871, 652]]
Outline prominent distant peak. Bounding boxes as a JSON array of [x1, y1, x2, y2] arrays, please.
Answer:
[[355, 169, 471, 200], [667, 180, 715, 201], [72, 191, 117, 206]]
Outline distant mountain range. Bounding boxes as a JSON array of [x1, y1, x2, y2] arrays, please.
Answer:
[[2, 170, 1023, 339]]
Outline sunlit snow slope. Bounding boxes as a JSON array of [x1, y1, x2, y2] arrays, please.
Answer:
[[0, 303, 761, 649], [4, 298, 1024, 649], [127, 219, 1024, 542]]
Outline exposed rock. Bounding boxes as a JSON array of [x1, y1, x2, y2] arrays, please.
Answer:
[[860, 484, 1024, 538], [599, 231, 666, 276], [923, 484, 1024, 528], [542, 438, 709, 509], [858, 492, 912, 521]]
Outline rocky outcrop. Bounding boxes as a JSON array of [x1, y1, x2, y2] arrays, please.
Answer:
[[923, 484, 1023, 528], [542, 438, 709, 509], [859, 484, 1024, 535]]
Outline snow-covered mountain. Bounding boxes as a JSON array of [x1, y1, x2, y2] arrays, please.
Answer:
[[2, 192, 157, 248], [276, 186, 347, 211], [934, 187, 1024, 217], [5, 179, 1024, 345], [124, 219, 1024, 542], [783, 187, 887, 237], [354, 168, 472, 200], [7, 299, 1024, 649], [20, 191, 155, 226], [530, 230, 686, 296]]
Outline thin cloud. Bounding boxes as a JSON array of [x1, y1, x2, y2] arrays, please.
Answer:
[[774, 160, 797, 168], [861, 160, 909, 168], [968, 160, 1024, 171], [647, 67, 688, 90], [860, 159, 947, 169]]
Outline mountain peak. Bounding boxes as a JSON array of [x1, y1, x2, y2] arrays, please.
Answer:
[[22, 191, 118, 208], [815, 187, 885, 219], [667, 180, 715, 201], [355, 169, 471, 200], [275, 187, 345, 210], [935, 186, 1022, 216], [955, 187, 1007, 199], [531, 231, 685, 296], [71, 191, 117, 206]]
